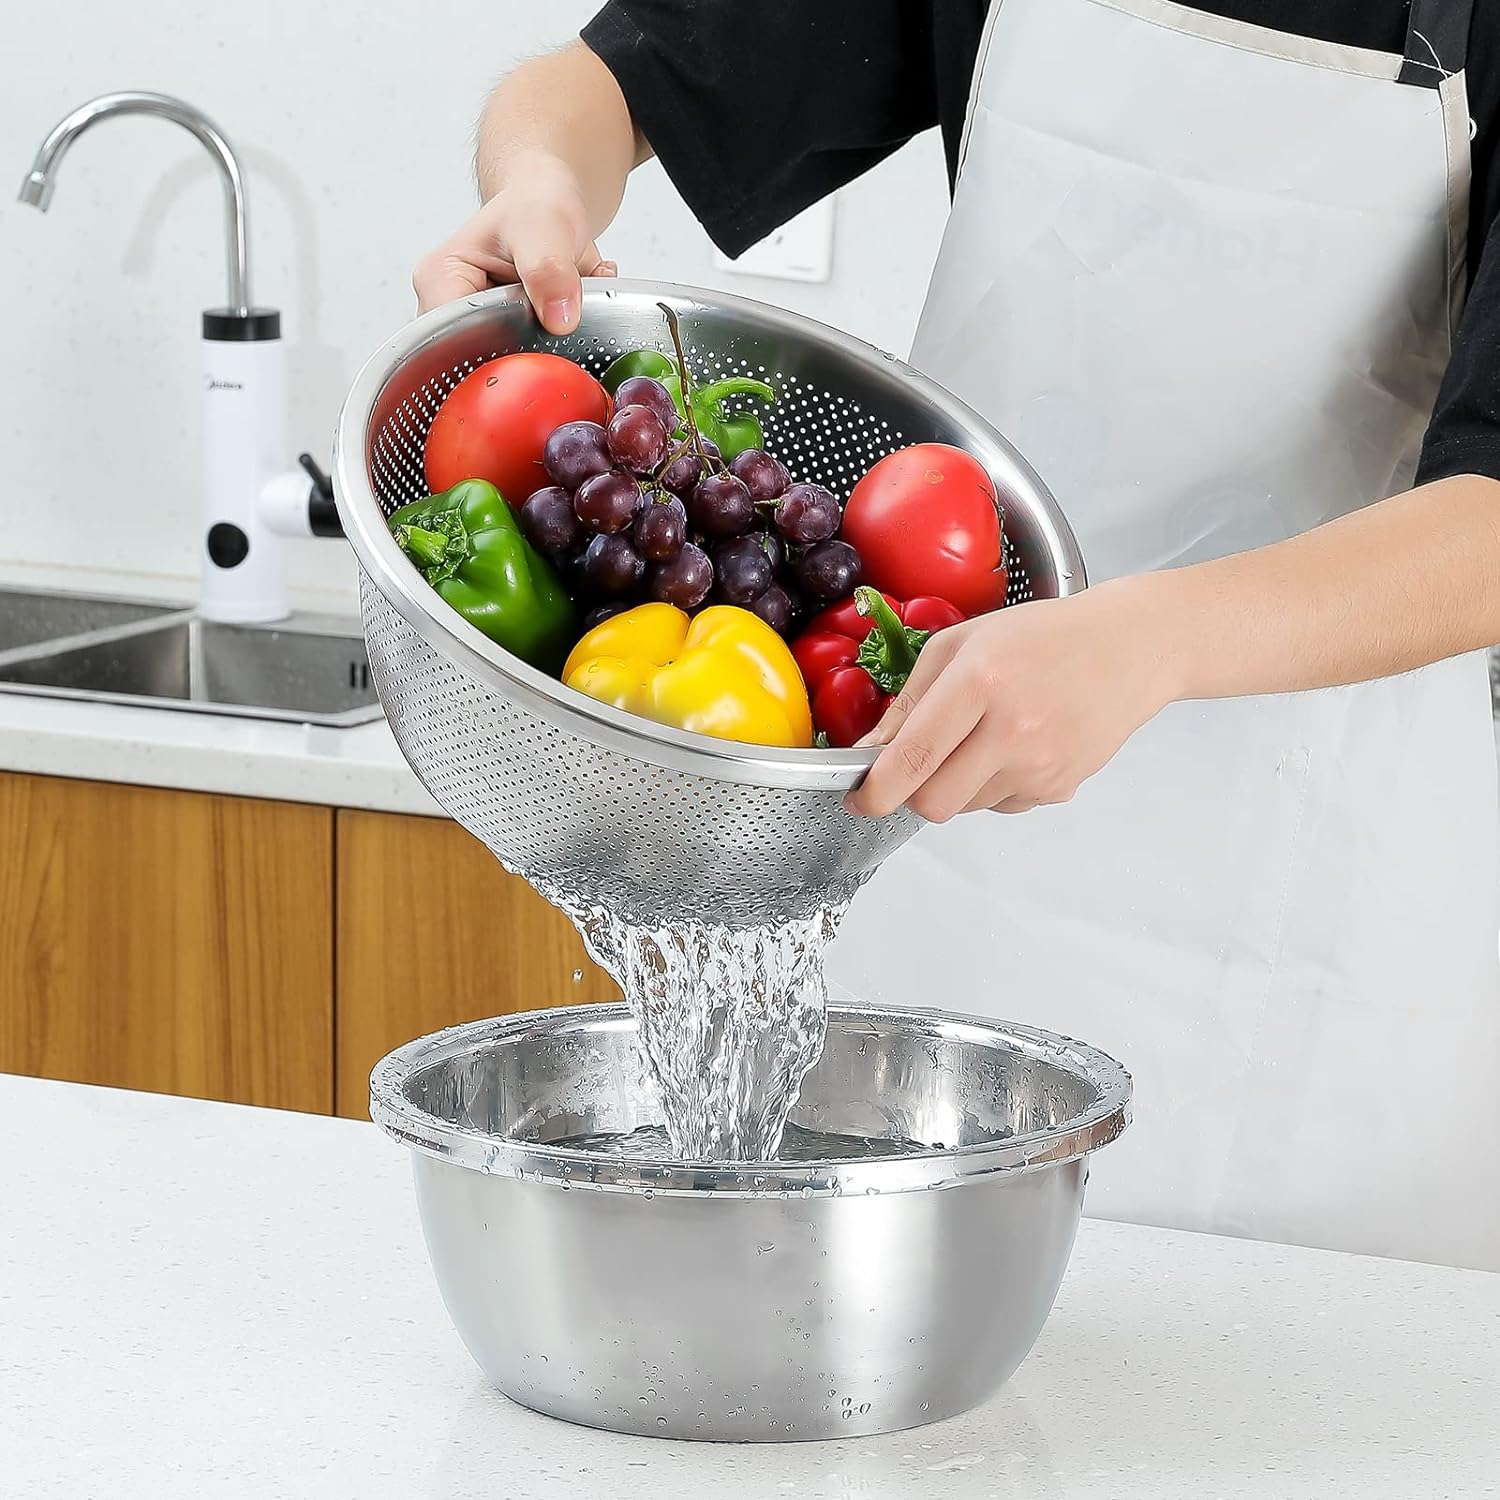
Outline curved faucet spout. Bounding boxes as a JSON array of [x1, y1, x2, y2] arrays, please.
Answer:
[[19, 91, 251, 314]]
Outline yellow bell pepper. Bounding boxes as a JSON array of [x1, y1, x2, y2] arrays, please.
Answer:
[[563, 603, 813, 748]]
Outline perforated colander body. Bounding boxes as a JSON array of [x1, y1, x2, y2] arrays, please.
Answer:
[[334, 282, 1085, 926]]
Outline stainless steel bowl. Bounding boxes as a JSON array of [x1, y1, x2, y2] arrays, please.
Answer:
[[371, 1003, 1131, 1442]]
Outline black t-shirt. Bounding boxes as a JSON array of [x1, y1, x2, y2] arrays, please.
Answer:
[[582, 1, 1500, 487]]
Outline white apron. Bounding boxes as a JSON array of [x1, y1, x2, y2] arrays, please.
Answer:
[[830, 0, 1500, 1271]]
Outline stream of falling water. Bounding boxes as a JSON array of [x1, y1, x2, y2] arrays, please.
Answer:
[[545, 891, 845, 1161]]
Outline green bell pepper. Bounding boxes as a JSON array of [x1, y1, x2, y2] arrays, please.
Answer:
[[662, 374, 778, 461], [604, 345, 778, 462], [601, 348, 676, 393], [389, 479, 576, 673]]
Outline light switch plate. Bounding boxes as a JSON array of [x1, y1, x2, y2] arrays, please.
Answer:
[[713, 196, 835, 283]]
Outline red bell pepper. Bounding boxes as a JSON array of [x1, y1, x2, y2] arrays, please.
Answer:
[[792, 587, 965, 747]]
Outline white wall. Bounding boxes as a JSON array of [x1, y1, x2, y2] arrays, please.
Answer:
[[0, 1, 950, 611]]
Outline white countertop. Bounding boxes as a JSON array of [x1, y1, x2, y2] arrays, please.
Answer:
[[0, 562, 438, 814], [3, 1075, 1496, 1499], [0, 681, 439, 815]]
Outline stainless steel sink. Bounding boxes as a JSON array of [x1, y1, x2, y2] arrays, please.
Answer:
[[0, 591, 382, 728], [0, 586, 180, 654]]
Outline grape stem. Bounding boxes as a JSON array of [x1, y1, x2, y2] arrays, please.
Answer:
[[657, 432, 698, 477], [658, 301, 711, 467], [652, 426, 728, 489]]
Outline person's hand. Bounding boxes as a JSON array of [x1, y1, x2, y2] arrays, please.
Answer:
[[845, 578, 1179, 821], [413, 152, 617, 330]]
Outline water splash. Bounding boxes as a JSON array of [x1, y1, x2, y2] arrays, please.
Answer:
[[545, 891, 845, 1160]]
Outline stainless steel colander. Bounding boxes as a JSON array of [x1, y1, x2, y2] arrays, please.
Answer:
[[332, 281, 1085, 926]]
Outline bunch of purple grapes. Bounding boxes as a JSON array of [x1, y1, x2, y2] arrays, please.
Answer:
[[518, 374, 862, 635]]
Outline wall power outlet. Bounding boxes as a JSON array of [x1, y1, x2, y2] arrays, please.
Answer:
[[712, 196, 835, 283]]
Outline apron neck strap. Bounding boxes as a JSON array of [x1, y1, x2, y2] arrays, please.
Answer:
[[1400, 0, 1475, 86]]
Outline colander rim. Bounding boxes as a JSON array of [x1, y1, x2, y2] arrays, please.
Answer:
[[333, 280, 1086, 792]]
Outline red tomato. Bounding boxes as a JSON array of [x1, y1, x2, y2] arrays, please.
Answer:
[[841, 444, 1007, 616], [423, 353, 610, 505]]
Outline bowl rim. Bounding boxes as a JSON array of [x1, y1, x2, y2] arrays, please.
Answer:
[[369, 1001, 1132, 1197], [333, 280, 1087, 793]]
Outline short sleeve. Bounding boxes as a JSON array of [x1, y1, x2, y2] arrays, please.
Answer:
[[1418, 207, 1500, 484], [581, 2, 942, 258]]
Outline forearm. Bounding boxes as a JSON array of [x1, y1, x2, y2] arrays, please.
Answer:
[[1130, 474, 1500, 702], [476, 41, 649, 230]]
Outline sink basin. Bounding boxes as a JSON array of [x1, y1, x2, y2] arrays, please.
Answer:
[[0, 586, 181, 654], [0, 615, 383, 728]]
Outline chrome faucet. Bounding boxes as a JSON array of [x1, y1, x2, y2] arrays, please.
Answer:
[[20, 91, 251, 316], [18, 92, 340, 623]]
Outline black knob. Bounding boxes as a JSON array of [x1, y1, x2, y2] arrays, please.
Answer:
[[207, 522, 250, 569], [298, 453, 343, 539]]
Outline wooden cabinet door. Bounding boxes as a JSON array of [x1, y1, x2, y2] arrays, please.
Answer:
[[0, 772, 332, 1112], [334, 810, 618, 1119]]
